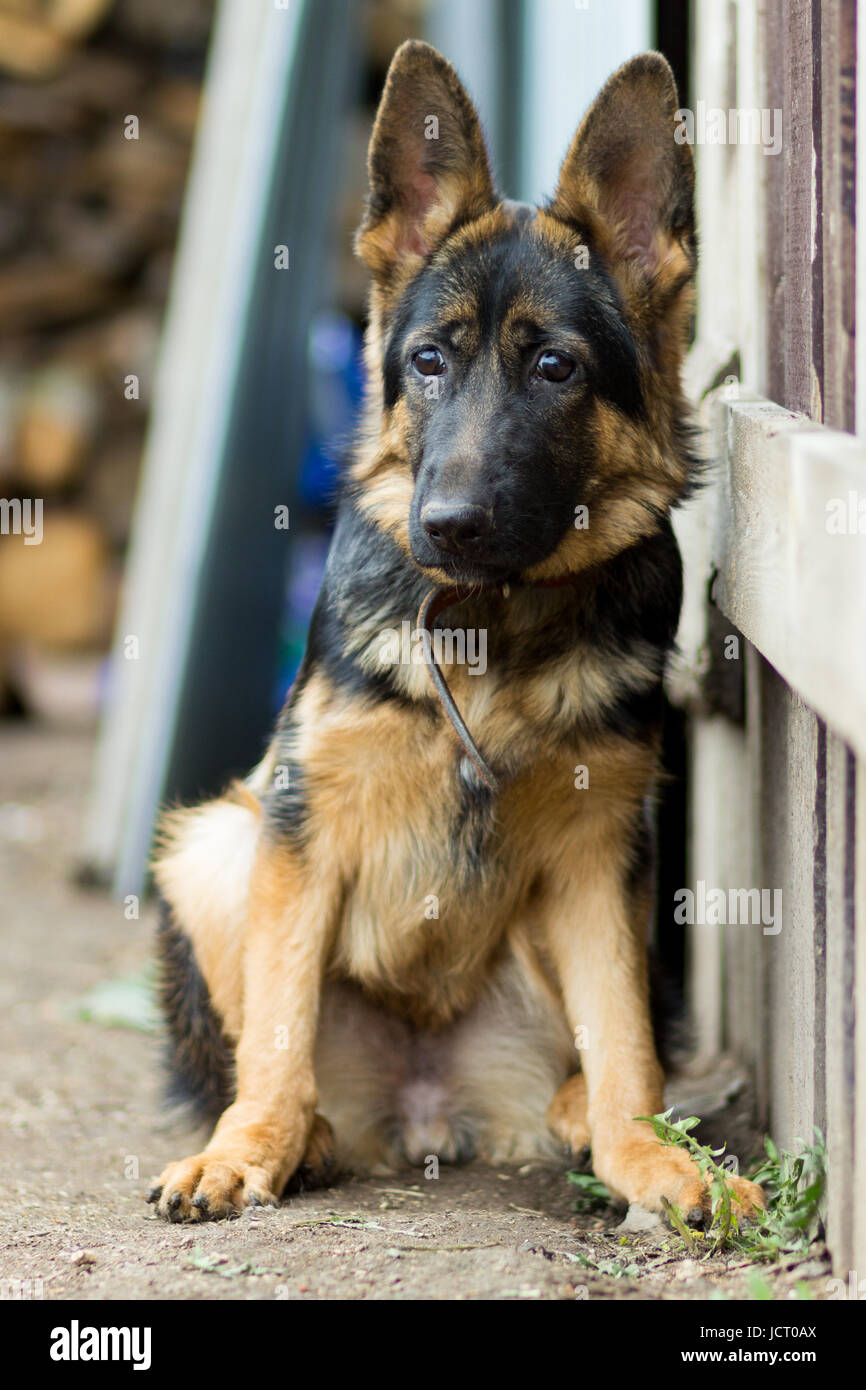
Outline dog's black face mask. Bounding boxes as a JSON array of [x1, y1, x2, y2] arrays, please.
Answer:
[[355, 42, 696, 587], [386, 219, 645, 585]]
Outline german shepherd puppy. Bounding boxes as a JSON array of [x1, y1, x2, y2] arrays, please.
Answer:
[[149, 43, 763, 1224]]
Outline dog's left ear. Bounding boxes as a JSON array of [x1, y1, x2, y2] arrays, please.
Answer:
[[549, 52, 694, 282], [356, 40, 496, 283]]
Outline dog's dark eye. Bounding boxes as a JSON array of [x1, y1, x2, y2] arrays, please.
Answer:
[[413, 347, 447, 377], [534, 350, 576, 383]]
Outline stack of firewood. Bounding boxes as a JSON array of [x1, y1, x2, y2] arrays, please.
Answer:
[[0, 0, 212, 720]]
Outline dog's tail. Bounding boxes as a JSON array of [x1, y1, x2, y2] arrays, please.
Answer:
[[154, 899, 236, 1123]]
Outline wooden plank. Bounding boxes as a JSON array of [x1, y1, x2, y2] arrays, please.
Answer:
[[762, 0, 784, 407], [734, 0, 769, 392], [816, 2, 856, 1278], [854, 760, 866, 1275], [690, 0, 737, 364], [710, 396, 866, 760], [824, 732, 856, 1274], [758, 667, 822, 1152], [717, 713, 755, 1065], [818, 0, 857, 433], [745, 641, 770, 1122], [687, 717, 748, 1066], [764, 0, 816, 415], [687, 0, 765, 390], [853, 0, 866, 1286], [857, 0, 866, 436]]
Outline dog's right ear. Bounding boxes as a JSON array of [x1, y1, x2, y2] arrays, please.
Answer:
[[356, 41, 496, 284]]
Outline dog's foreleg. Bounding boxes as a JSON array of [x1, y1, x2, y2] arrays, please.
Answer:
[[543, 835, 763, 1223], [152, 841, 338, 1221]]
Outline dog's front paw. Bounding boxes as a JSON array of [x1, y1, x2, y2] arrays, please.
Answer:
[[147, 1151, 281, 1222], [147, 1113, 336, 1222], [594, 1131, 765, 1227]]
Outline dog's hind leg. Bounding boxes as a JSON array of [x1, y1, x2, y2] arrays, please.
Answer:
[[151, 787, 337, 1217], [546, 1072, 590, 1154]]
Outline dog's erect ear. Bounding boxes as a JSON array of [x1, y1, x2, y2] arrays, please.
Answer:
[[549, 52, 694, 280], [356, 41, 496, 282]]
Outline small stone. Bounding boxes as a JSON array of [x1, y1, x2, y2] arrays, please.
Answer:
[[70, 1249, 96, 1266]]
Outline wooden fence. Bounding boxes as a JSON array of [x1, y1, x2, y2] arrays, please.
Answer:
[[677, 0, 864, 1277]]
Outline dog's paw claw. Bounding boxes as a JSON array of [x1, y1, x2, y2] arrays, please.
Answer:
[[151, 1151, 284, 1223]]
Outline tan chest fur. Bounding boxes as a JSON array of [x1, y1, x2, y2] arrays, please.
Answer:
[[283, 668, 656, 1028]]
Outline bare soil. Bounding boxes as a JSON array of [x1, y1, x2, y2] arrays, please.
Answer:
[[0, 725, 833, 1301]]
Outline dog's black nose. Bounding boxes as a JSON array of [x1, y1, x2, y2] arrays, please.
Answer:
[[421, 501, 493, 555]]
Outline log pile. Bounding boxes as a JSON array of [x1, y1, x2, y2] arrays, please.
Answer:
[[0, 0, 213, 720]]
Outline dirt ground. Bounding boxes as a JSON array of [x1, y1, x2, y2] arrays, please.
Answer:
[[0, 725, 834, 1302]]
